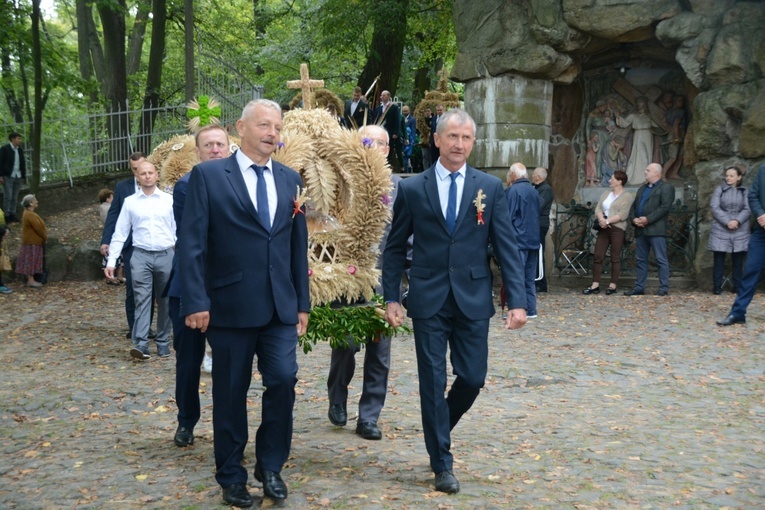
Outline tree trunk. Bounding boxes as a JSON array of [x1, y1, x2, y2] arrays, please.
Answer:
[[96, 0, 131, 167], [138, 0, 167, 155], [31, 0, 42, 193], [358, 0, 409, 100], [126, 3, 150, 77], [184, 0, 194, 102]]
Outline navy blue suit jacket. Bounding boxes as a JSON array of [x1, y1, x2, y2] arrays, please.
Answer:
[[178, 153, 310, 328], [165, 172, 191, 299], [383, 165, 525, 319], [100, 177, 136, 247]]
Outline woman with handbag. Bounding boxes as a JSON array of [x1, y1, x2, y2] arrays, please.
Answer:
[[708, 166, 750, 294], [15, 194, 47, 288], [583, 170, 634, 295]]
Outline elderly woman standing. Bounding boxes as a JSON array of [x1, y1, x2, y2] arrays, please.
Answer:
[[708, 166, 750, 294], [583, 170, 634, 295], [15, 194, 47, 288]]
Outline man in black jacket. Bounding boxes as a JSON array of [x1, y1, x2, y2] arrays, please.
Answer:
[[0, 132, 26, 223], [375, 90, 402, 171], [625, 163, 675, 296]]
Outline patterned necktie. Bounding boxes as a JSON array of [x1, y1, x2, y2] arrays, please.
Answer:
[[446, 172, 458, 234], [252, 164, 271, 232]]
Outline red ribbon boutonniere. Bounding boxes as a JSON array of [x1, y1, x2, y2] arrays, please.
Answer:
[[473, 189, 486, 225], [292, 185, 308, 219]]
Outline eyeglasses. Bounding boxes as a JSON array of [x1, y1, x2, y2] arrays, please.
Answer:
[[371, 139, 388, 148]]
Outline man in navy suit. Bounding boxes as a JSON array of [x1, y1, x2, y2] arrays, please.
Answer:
[[383, 109, 527, 494], [100, 152, 154, 337], [429, 104, 444, 165], [179, 99, 309, 507], [166, 124, 229, 448], [344, 86, 373, 128]]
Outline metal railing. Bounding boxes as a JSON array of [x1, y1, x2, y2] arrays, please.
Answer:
[[0, 87, 261, 186], [553, 200, 699, 277]]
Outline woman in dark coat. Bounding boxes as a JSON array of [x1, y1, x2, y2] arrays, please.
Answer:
[[708, 166, 750, 294]]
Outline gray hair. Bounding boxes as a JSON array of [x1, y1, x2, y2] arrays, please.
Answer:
[[435, 108, 476, 137], [507, 162, 528, 182], [533, 167, 548, 180], [21, 194, 36, 207], [241, 99, 282, 120]]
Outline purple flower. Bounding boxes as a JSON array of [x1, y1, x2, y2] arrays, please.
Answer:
[[381, 194, 392, 206], [277, 141, 285, 149], [362, 137, 373, 148]]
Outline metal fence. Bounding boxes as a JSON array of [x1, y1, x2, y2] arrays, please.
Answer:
[[553, 200, 699, 277], [0, 86, 261, 186]]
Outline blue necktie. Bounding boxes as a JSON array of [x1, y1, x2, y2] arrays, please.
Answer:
[[252, 164, 271, 232], [446, 172, 458, 234]]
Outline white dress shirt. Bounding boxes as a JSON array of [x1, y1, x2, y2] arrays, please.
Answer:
[[10, 146, 21, 178], [435, 160, 466, 219], [236, 150, 277, 226], [107, 187, 176, 267]]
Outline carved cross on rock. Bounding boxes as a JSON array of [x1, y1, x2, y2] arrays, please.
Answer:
[[287, 63, 325, 110]]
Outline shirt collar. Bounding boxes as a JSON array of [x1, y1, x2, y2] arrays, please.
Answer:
[[236, 149, 272, 173], [435, 160, 466, 181]]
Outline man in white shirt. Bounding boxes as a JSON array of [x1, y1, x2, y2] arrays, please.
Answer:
[[106, 161, 176, 360]]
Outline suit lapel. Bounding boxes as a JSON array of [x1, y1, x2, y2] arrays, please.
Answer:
[[423, 167, 450, 235], [456, 166, 477, 233], [224, 154, 261, 225], [271, 162, 291, 231]]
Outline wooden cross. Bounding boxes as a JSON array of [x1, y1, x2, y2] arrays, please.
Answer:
[[287, 63, 324, 110]]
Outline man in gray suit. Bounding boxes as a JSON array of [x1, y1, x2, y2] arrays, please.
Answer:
[[327, 125, 399, 441], [382, 109, 527, 494]]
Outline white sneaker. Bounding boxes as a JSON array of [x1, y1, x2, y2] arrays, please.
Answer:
[[0, 285, 12, 294], [527, 314, 538, 319], [202, 353, 213, 373]]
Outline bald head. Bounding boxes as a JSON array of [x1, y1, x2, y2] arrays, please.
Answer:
[[359, 125, 389, 156], [532, 167, 547, 185], [645, 163, 662, 184]]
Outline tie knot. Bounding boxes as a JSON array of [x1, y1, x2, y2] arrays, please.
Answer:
[[449, 172, 459, 183], [252, 164, 266, 177]]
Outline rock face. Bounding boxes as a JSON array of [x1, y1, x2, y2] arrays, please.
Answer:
[[452, 0, 765, 282], [70, 240, 105, 281]]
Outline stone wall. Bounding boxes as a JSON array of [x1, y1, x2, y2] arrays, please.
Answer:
[[452, 0, 765, 283]]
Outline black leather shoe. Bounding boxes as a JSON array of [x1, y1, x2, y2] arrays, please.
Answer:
[[222, 483, 253, 507], [716, 315, 745, 326], [582, 287, 600, 295], [328, 403, 347, 426], [434, 470, 460, 494], [656, 290, 669, 296], [356, 421, 382, 440], [606, 287, 617, 295], [173, 426, 194, 447], [254, 462, 288, 500], [623, 288, 644, 296], [713, 288, 722, 295]]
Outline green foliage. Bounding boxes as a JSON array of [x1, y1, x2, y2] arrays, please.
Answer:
[[301, 295, 411, 354]]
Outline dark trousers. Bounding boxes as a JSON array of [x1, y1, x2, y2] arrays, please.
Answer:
[[519, 248, 538, 315], [169, 296, 206, 429], [328, 334, 391, 423], [730, 228, 765, 319], [207, 320, 298, 488], [592, 227, 626, 286], [412, 291, 489, 473], [713, 250, 745, 291]]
